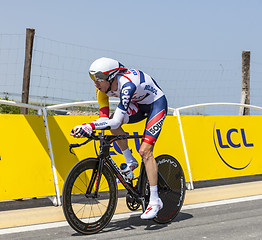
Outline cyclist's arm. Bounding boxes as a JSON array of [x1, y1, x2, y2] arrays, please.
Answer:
[[93, 82, 136, 130], [96, 88, 109, 118]]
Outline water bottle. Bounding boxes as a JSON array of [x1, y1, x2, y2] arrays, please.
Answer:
[[120, 163, 134, 180]]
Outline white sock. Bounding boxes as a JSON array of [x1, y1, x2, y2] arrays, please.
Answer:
[[149, 185, 159, 204], [122, 148, 137, 165]]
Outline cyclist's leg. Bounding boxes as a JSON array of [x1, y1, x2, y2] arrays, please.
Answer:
[[110, 102, 145, 169], [139, 142, 157, 186], [139, 142, 163, 219], [110, 126, 138, 170], [110, 126, 128, 152], [139, 96, 168, 219]]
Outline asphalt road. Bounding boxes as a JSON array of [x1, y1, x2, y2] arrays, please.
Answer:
[[1, 197, 262, 240]]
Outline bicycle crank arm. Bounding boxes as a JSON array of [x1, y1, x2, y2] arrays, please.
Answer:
[[139, 197, 146, 212]]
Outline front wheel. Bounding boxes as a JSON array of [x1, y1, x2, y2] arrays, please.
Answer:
[[62, 158, 118, 235], [142, 154, 186, 224]]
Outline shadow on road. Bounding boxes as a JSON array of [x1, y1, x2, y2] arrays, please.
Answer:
[[72, 211, 193, 237]]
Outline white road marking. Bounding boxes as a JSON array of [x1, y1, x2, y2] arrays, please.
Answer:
[[0, 194, 261, 235], [181, 194, 262, 210]]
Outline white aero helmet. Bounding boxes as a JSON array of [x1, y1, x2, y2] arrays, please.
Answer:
[[89, 57, 126, 82]]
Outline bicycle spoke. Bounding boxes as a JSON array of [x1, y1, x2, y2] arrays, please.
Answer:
[[63, 134, 146, 235], [72, 185, 85, 195], [75, 201, 87, 216]]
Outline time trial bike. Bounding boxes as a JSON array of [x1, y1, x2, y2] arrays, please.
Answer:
[[62, 132, 186, 235]]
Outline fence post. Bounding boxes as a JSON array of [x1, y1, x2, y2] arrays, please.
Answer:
[[42, 107, 61, 206], [174, 109, 194, 190], [21, 28, 35, 114], [239, 51, 250, 115]]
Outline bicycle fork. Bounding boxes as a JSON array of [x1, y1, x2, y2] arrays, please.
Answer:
[[86, 157, 105, 198]]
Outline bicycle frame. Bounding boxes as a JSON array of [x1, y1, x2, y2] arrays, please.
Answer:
[[70, 133, 172, 211], [71, 133, 147, 207], [107, 156, 147, 202], [97, 135, 147, 207]]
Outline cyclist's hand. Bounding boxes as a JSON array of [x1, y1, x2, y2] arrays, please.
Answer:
[[70, 123, 94, 138]]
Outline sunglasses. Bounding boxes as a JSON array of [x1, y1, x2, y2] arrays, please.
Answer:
[[89, 71, 110, 82]]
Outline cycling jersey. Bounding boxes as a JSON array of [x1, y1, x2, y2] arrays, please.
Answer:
[[93, 69, 167, 145]]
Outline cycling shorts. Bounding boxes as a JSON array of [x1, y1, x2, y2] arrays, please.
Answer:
[[127, 95, 168, 146]]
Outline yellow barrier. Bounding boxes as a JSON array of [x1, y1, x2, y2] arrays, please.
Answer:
[[0, 114, 262, 201], [46, 115, 188, 194], [0, 115, 55, 201], [181, 115, 262, 181]]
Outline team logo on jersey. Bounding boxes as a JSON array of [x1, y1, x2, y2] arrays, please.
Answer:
[[127, 102, 139, 116], [121, 86, 131, 109], [94, 121, 108, 127], [132, 93, 150, 102], [146, 110, 166, 135], [144, 85, 157, 95]]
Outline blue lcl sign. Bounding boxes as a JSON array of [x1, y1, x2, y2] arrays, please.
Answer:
[[213, 126, 254, 170], [216, 128, 254, 148]]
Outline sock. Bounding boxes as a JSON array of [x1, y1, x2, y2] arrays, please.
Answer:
[[149, 185, 159, 204], [122, 148, 137, 165]]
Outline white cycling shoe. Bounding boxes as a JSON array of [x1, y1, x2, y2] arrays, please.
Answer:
[[140, 198, 163, 220]]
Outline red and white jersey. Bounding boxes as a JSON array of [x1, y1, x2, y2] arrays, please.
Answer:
[[93, 69, 165, 132], [107, 69, 164, 106]]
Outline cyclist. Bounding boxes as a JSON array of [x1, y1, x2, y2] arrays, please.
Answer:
[[71, 57, 168, 220]]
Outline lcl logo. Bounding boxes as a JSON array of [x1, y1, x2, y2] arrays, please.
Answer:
[[213, 125, 254, 170]]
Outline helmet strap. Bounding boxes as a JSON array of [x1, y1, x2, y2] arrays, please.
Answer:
[[105, 77, 114, 93], [106, 82, 112, 93]]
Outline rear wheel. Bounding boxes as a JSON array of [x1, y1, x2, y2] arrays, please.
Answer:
[[62, 158, 117, 234], [142, 154, 186, 223]]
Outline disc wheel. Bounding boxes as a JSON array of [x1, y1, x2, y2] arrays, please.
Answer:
[[142, 154, 186, 223]]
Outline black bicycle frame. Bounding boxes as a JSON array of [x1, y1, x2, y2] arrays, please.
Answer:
[[71, 133, 171, 208], [90, 134, 147, 205]]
